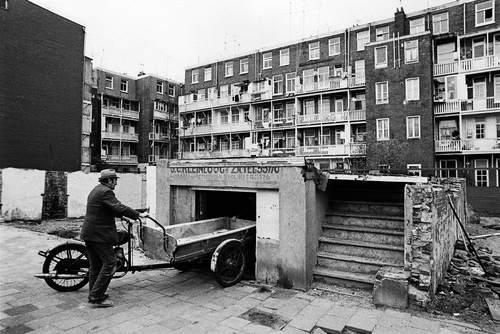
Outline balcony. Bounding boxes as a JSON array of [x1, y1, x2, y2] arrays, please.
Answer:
[[180, 149, 252, 159], [348, 76, 366, 88], [298, 78, 349, 94], [211, 122, 252, 134], [434, 55, 500, 76], [435, 139, 500, 153], [154, 110, 179, 121], [101, 131, 139, 142], [434, 97, 500, 115], [460, 55, 500, 73], [148, 155, 168, 163], [181, 124, 212, 136], [295, 143, 366, 156], [102, 155, 138, 165], [433, 62, 458, 76], [102, 106, 139, 120], [149, 132, 172, 142], [271, 118, 295, 128], [179, 93, 252, 113], [297, 109, 366, 125]]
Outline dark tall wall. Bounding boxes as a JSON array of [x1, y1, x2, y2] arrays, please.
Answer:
[[0, 0, 84, 171]]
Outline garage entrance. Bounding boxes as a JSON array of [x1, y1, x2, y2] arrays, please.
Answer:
[[195, 189, 256, 221]]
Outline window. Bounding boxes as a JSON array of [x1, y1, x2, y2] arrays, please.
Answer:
[[433, 12, 449, 34], [231, 140, 240, 150], [168, 84, 175, 97], [355, 60, 365, 82], [105, 76, 113, 89], [436, 42, 456, 63], [318, 66, 329, 89], [191, 69, 199, 83], [321, 99, 331, 114], [357, 30, 370, 51], [240, 58, 248, 74], [376, 26, 389, 41], [120, 79, 128, 92], [286, 131, 295, 147], [273, 75, 283, 95], [405, 40, 419, 63], [285, 103, 294, 119], [335, 99, 343, 112], [219, 85, 228, 98], [280, 48, 289, 66], [304, 100, 315, 115], [263, 52, 272, 69], [410, 17, 425, 34], [375, 46, 387, 68], [495, 75, 500, 101], [407, 116, 421, 139], [476, 118, 485, 139], [407, 164, 422, 176], [225, 61, 233, 77], [303, 69, 315, 90], [376, 118, 390, 141], [286, 73, 295, 93], [274, 104, 284, 120], [475, 159, 489, 186], [446, 76, 457, 100], [198, 89, 206, 101], [304, 129, 317, 146], [156, 82, 163, 94], [472, 37, 485, 58], [497, 116, 500, 138], [154, 101, 166, 111], [309, 41, 320, 60], [406, 78, 420, 101], [476, 0, 494, 26], [231, 109, 239, 123], [375, 82, 388, 104], [329, 37, 341, 56], [440, 160, 457, 178], [204, 68, 212, 81], [220, 110, 229, 124]]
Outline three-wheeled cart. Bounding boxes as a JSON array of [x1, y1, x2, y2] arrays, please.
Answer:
[[35, 216, 256, 291]]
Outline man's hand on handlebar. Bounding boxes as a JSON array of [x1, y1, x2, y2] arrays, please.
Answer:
[[139, 212, 149, 218]]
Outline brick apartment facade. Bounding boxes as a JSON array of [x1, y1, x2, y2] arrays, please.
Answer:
[[178, 0, 500, 187], [0, 0, 84, 171], [90, 68, 181, 172]]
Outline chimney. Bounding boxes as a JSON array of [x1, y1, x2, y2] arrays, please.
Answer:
[[394, 7, 407, 36]]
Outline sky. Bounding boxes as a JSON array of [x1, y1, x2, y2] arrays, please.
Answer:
[[30, 0, 453, 83]]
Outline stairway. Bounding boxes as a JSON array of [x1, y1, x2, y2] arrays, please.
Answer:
[[313, 200, 405, 289]]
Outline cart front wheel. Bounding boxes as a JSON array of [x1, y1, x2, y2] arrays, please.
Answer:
[[42, 243, 89, 292], [214, 240, 246, 287]]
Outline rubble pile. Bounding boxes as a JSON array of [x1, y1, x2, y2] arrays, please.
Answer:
[[427, 238, 500, 325]]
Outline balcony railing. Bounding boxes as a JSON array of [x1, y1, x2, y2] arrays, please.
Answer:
[[211, 122, 252, 134], [181, 124, 212, 136], [154, 110, 179, 121], [460, 55, 500, 73], [295, 143, 366, 156], [102, 155, 138, 164], [434, 97, 500, 114], [101, 131, 139, 142], [271, 118, 295, 127], [149, 132, 172, 141], [434, 55, 500, 76], [102, 106, 139, 119], [435, 139, 500, 153], [180, 149, 252, 159], [433, 62, 458, 76], [297, 109, 366, 125], [179, 93, 252, 112]]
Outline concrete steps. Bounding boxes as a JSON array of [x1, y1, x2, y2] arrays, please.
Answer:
[[313, 200, 405, 289]]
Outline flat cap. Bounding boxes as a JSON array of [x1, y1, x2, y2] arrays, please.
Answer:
[[99, 169, 119, 181]]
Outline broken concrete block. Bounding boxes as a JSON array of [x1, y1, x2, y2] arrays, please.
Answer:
[[408, 285, 430, 308], [485, 298, 500, 322], [373, 267, 410, 309]]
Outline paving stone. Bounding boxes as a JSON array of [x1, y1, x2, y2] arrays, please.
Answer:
[[0, 323, 33, 334], [326, 305, 356, 319], [316, 314, 347, 334], [280, 326, 309, 334], [219, 316, 251, 329], [156, 317, 192, 331], [242, 323, 274, 334], [377, 313, 411, 329], [345, 308, 383, 334], [409, 316, 440, 332], [52, 317, 87, 330], [3, 305, 38, 316]]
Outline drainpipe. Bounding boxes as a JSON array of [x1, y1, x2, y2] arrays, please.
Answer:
[[393, 33, 397, 69]]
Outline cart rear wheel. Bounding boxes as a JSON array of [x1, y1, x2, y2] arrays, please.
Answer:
[[214, 241, 246, 287], [42, 243, 89, 292]]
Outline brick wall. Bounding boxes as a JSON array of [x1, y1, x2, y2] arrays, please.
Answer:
[[404, 179, 465, 305], [0, 0, 84, 171]]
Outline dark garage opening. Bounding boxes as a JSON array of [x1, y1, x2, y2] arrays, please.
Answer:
[[195, 190, 256, 221]]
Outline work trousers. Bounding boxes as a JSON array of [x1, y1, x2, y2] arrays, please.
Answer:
[[85, 230, 129, 302]]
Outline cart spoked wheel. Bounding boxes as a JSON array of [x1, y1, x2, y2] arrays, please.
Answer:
[[214, 241, 246, 287], [42, 243, 89, 292]]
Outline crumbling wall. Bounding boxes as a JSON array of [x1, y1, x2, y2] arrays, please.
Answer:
[[404, 179, 465, 304]]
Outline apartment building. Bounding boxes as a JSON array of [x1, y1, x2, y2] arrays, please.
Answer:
[[82, 57, 94, 172], [90, 68, 181, 172], [179, 0, 500, 184]]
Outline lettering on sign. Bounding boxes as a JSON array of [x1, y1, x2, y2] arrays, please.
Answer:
[[170, 166, 281, 174]]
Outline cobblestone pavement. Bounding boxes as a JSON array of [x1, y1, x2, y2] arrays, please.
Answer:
[[0, 225, 492, 334]]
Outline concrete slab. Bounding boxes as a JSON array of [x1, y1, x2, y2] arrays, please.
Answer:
[[345, 308, 383, 334]]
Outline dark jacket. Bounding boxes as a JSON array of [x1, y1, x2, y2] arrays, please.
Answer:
[[80, 184, 139, 244]]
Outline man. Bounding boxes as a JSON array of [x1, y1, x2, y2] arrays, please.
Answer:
[[81, 169, 148, 308]]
